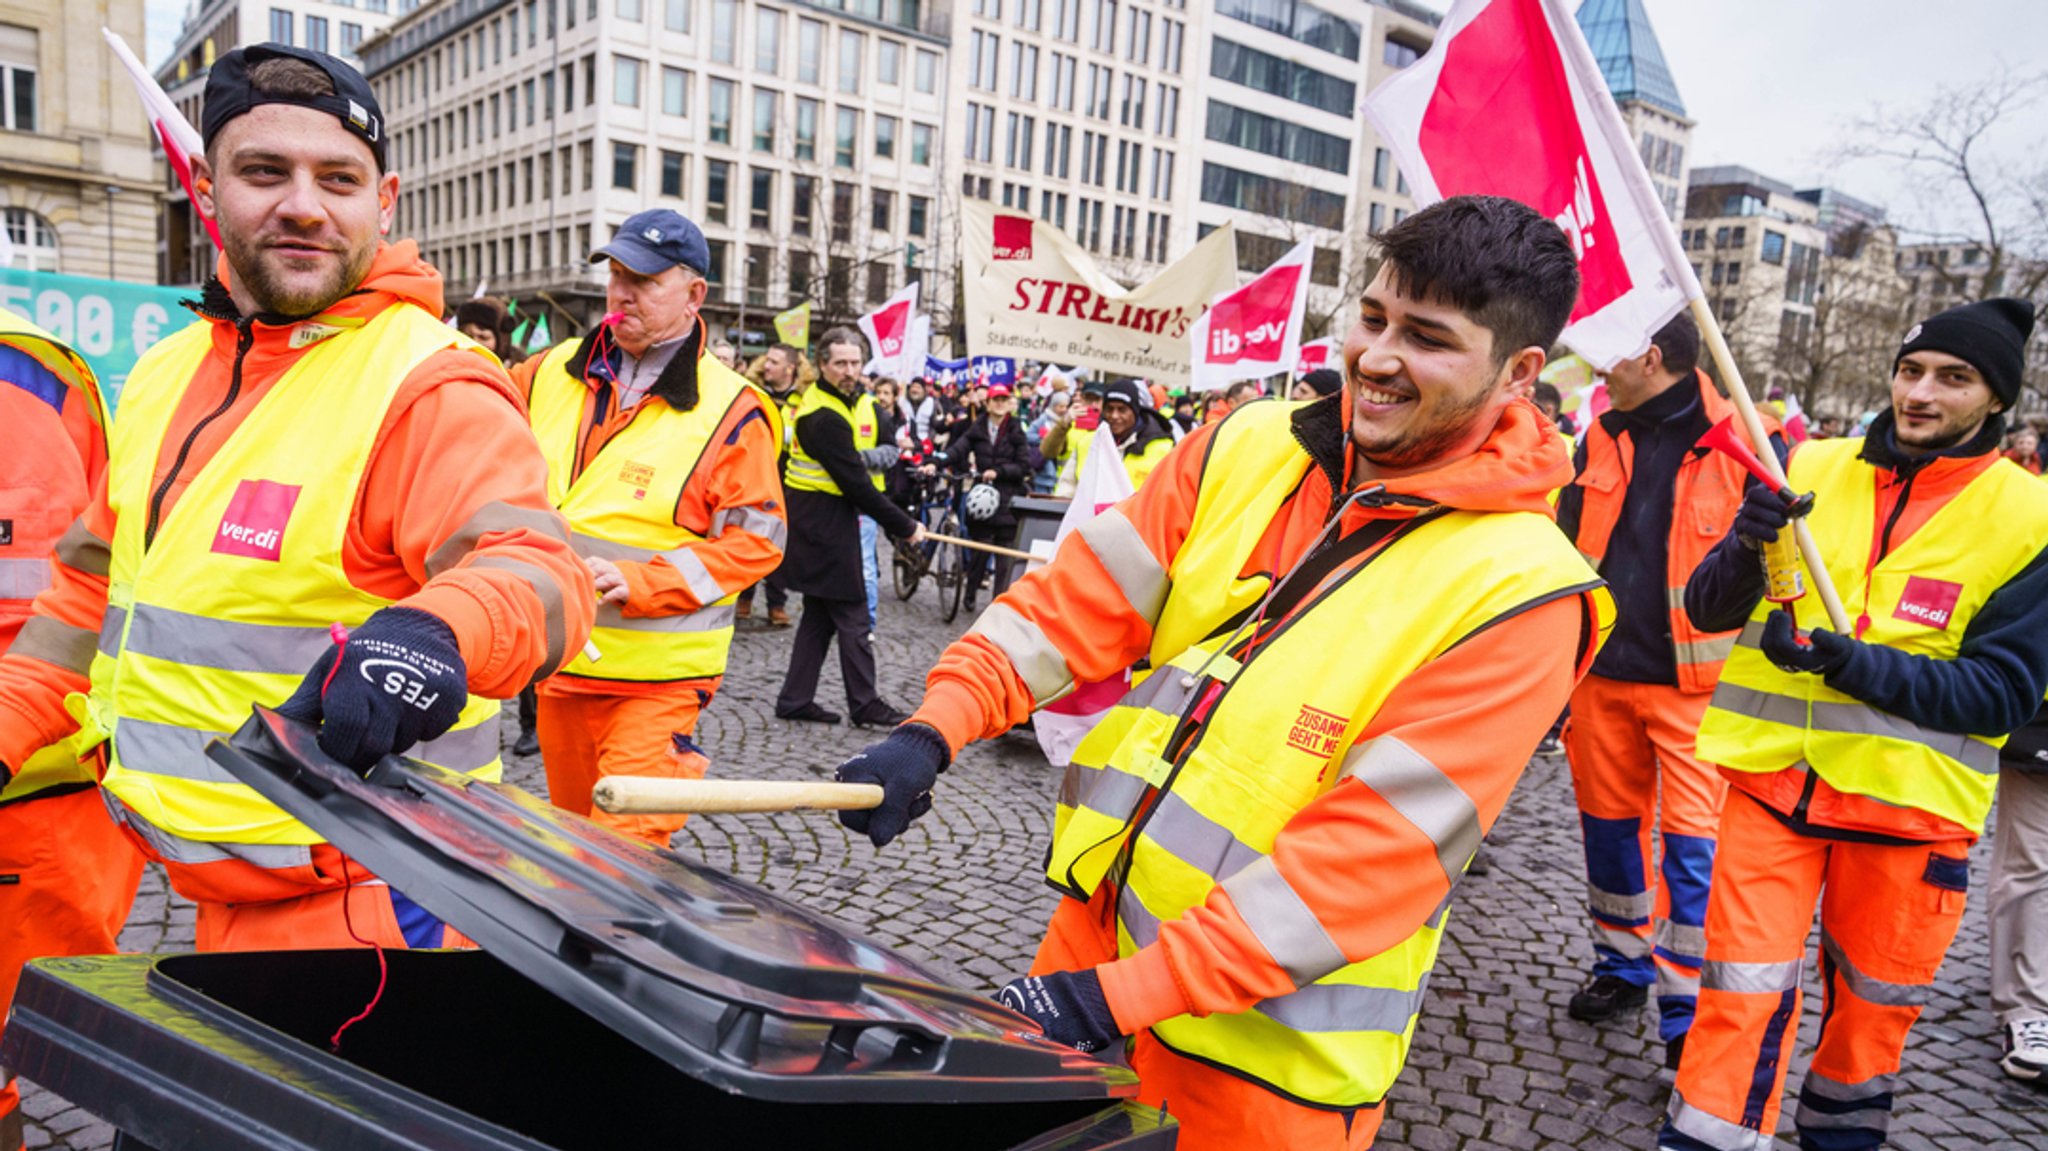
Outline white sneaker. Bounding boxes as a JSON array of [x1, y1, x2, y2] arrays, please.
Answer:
[[2003, 1017, 2048, 1081]]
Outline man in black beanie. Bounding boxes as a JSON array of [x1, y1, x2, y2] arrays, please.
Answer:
[[1664, 295, 2048, 1150]]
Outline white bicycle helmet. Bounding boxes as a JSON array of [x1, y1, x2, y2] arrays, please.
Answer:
[[964, 482, 1003, 522]]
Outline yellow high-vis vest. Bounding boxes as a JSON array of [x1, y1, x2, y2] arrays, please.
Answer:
[[529, 339, 760, 682], [1698, 437, 2048, 834], [0, 310, 112, 805], [91, 304, 502, 847], [784, 385, 884, 494], [1043, 401, 1608, 1107]]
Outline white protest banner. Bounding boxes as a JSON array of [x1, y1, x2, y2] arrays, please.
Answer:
[[1360, 0, 1696, 370], [961, 198, 1237, 382], [858, 281, 920, 381], [1187, 241, 1312, 392], [1031, 432, 1136, 767]]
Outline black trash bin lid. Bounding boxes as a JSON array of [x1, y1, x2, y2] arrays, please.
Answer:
[[206, 709, 1137, 1105]]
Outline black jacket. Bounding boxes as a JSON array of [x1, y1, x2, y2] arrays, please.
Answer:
[[952, 415, 1033, 528], [780, 380, 919, 600]]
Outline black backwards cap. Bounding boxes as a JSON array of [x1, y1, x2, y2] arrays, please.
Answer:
[[202, 44, 388, 170]]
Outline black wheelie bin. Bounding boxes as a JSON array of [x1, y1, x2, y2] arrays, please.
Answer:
[[1, 708, 1175, 1151]]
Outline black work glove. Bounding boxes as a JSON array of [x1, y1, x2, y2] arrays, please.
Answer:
[[276, 606, 467, 773], [835, 722, 950, 848], [1760, 610, 1855, 677], [1732, 482, 1800, 550], [995, 969, 1122, 1054]]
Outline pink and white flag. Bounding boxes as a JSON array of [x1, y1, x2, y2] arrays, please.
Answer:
[[104, 28, 221, 251], [859, 281, 921, 381], [1187, 241, 1312, 392], [1031, 432, 1136, 768], [1296, 337, 1338, 377], [1360, 0, 1699, 370]]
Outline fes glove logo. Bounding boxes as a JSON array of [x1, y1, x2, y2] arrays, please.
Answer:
[[213, 480, 301, 561], [354, 637, 454, 711]]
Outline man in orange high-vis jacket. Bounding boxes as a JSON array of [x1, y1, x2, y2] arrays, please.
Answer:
[[1554, 312, 1783, 1067], [1664, 297, 2048, 1151], [510, 209, 785, 848], [0, 315, 144, 1151], [830, 198, 1612, 1151], [0, 46, 592, 958]]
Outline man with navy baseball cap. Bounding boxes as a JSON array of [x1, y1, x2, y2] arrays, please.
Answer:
[[505, 208, 787, 848]]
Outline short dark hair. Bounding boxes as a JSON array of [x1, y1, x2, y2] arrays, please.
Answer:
[[817, 326, 865, 360], [1648, 309, 1700, 379], [1532, 381, 1562, 409], [1372, 196, 1580, 367], [248, 56, 337, 100], [768, 342, 800, 362]]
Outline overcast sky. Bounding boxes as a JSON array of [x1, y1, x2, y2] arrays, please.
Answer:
[[144, 0, 2044, 238]]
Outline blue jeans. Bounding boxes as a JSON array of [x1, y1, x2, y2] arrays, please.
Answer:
[[859, 514, 879, 627]]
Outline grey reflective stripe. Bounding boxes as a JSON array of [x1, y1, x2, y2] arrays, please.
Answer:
[[14, 614, 99, 675], [1666, 585, 1687, 609], [1792, 1097, 1893, 1133], [1221, 856, 1349, 987], [55, 519, 111, 577], [593, 601, 736, 633], [114, 719, 238, 783], [1076, 763, 1151, 823], [425, 500, 571, 577], [1810, 700, 2000, 775], [104, 792, 315, 869], [1339, 736, 1479, 886], [1666, 1089, 1776, 1151], [1593, 921, 1651, 960], [969, 602, 1071, 703], [1736, 619, 1766, 648], [1058, 762, 1086, 808], [712, 503, 789, 550], [1141, 791, 1263, 883], [1655, 919, 1709, 962], [1712, 683, 1809, 728], [120, 603, 331, 676], [1074, 508, 1170, 623], [1700, 957, 1802, 994], [468, 555, 568, 678], [1675, 633, 1738, 665], [412, 718, 502, 773], [1800, 1069, 1896, 1103], [1126, 664, 1203, 720], [1661, 969, 1701, 1000], [1118, 883, 1163, 947], [1578, 548, 1600, 568], [1589, 884, 1653, 921], [1255, 980, 1425, 1034], [1822, 931, 1931, 1007], [0, 557, 52, 599], [571, 532, 661, 564], [98, 604, 127, 659], [659, 546, 730, 606]]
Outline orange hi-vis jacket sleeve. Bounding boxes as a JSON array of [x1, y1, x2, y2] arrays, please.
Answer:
[[0, 245, 595, 773], [910, 410, 1589, 1035]]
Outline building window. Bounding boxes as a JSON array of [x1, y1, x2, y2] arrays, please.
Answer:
[[1382, 36, 1421, 68], [911, 122, 933, 165], [908, 195, 928, 237], [795, 98, 818, 160], [1207, 101, 1349, 174], [868, 263, 891, 304], [663, 66, 689, 115], [792, 174, 815, 236], [711, 0, 736, 62], [751, 168, 774, 229], [835, 106, 858, 168], [613, 55, 643, 106], [746, 246, 771, 305], [753, 89, 778, 151], [270, 8, 293, 43], [876, 114, 897, 159], [708, 78, 733, 143], [837, 29, 863, 94], [2, 208, 56, 271], [915, 48, 938, 93], [1199, 162, 1345, 229], [341, 22, 363, 54], [1210, 39, 1354, 117], [661, 149, 686, 197], [1761, 229, 1786, 265], [305, 15, 329, 53], [879, 40, 902, 85], [0, 48, 33, 132], [706, 240, 728, 292], [871, 188, 893, 231], [706, 159, 731, 223], [799, 19, 823, 84], [1006, 112, 1034, 171], [790, 250, 812, 296], [664, 0, 689, 32], [618, 0, 643, 19], [756, 7, 782, 73], [832, 182, 854, 241], [612, 141, 639, 189]]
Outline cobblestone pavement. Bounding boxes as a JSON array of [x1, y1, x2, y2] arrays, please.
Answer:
[[18, 585, 2048, 1149]]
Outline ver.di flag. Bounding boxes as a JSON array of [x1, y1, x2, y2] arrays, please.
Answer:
[[1031, 432, 1136, 768], [104, 28, 221, 250], [858, 282, 920, 381], [1295, 337, 1338, 377], [1360, 0, 1698, 369], [1187, 241, 1313, 392]]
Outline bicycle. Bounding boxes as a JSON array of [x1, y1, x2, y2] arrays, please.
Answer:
[[891, 461, 970, 622]]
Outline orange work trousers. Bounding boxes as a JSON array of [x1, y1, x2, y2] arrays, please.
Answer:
[[1032, 887, 1382, 1151], [537, 685, 713, 848], [0, 788, 145, 1150], [1663, 790, 1971, 1151], [1564, 674, 1726, 1041]]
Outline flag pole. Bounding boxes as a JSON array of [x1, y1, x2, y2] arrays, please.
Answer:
[[1688, 297, 1852, 631]]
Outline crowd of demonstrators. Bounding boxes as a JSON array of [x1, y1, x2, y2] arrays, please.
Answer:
[[949, 383, 1034, 610], [734, 341, 812, 627]]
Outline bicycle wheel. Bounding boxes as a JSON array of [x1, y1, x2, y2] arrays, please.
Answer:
[[935, 519, 967, 623], [892, 543, 921, 600]]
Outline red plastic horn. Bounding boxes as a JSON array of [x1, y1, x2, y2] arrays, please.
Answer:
[[1699, 416, 1796, 500]]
